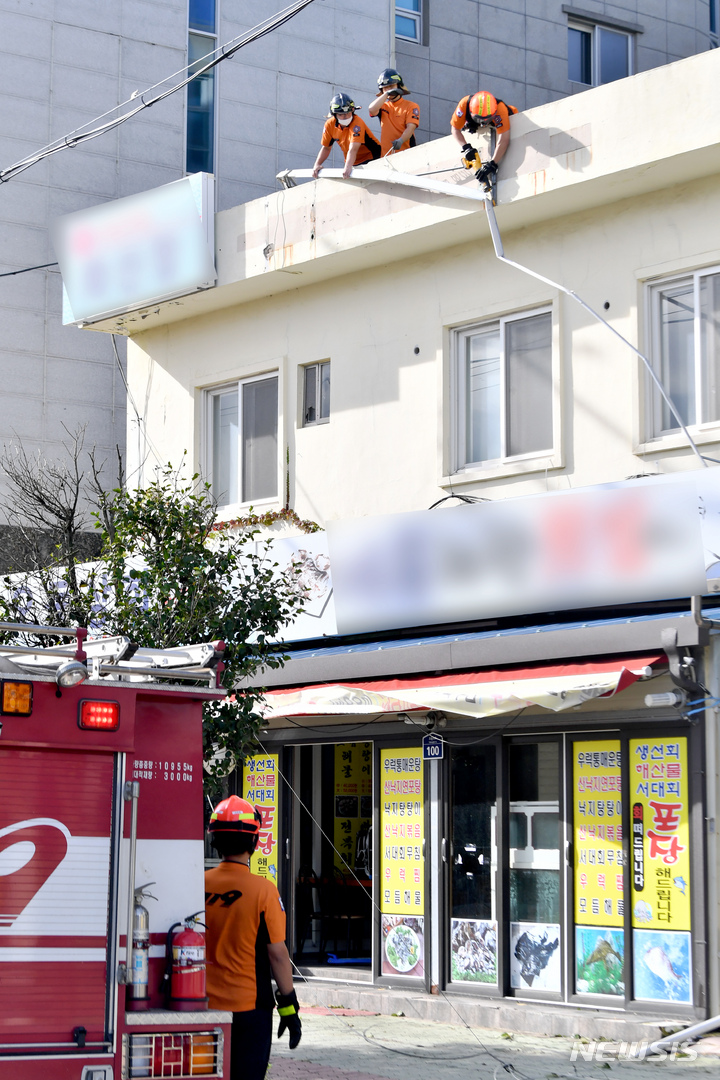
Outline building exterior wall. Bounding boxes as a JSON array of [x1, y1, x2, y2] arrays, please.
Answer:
[[0, 0, 715, 512]]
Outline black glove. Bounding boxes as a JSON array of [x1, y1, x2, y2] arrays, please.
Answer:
[[460, 142, 476, 164], [475, 159, 498, 187], [275, 988, 302, 1049]]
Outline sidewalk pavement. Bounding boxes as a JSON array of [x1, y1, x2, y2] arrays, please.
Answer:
[[269, 1007, 720, 1080]]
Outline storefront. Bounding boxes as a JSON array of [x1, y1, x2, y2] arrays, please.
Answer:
[[237, 634, 711, 1024]]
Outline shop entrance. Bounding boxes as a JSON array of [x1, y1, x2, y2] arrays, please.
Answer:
[[291, 742, 373, 974]]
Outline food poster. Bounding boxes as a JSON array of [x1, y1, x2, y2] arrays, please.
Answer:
[[243, 753, 279, 884], [333, 742, 372, 875], [510, 922, 561, 991], [451, 919, 498, 984], [629, 738, 692, 1002], [576, 927, 625, 996], [573, 741, 625, 995], [380, 747, 424, 976]]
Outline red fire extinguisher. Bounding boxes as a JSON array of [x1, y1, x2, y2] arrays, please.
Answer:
[[162, 912, 208, 1011]]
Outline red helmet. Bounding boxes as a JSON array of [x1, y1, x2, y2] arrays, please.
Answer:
[[209, 796, 262, 848], [469, 91, 497, 121]]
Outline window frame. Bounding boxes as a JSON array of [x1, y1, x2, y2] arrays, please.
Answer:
[[205, 371, 281, 511], [450, 305, 560, 481], [644, 265, 720, 442], [185, 0, 218, 176], [568, 19, 634, 86], [301, 361, 331, 427], [395, 0, 422, 43]]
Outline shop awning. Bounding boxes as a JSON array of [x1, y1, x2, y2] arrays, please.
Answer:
[[261, 655, 662, 720]]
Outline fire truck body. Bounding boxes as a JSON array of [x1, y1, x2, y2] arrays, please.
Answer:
[[0, 625, 232, 1079]]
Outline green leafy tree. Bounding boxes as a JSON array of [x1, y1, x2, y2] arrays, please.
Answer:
[[0, 438, 305, 777]]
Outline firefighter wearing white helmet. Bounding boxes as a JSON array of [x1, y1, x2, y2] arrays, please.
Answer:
[[312, 92, 381, 179], [205, 795, 301, 1080], [368, 68, 420, 156]]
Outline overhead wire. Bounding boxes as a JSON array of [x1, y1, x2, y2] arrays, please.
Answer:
[[0, 261, 59, 277], [0, 0, 318, 186]]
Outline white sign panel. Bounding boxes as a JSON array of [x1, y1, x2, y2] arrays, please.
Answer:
[[324, 473, 711, 637], [54, 172, 216, 324]]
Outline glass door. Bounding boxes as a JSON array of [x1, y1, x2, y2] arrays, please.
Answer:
[[448, 743, 499, 988], [507, 738, 562, 996]]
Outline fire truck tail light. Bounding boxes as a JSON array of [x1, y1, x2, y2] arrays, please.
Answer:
[[1, 681, 32, 715], [125, 1030, 222, 1077], [79, 700, 120, 731]]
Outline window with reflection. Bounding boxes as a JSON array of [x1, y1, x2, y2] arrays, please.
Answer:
[[449, 745, 498, 984]]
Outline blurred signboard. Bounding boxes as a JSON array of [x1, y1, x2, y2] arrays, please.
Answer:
[[54, 172, 216, 325]]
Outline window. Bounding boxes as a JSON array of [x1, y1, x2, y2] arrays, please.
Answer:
[[455, 310, 553, 469], [395, 0, 421, 42], [187, 0, 216, 174], [208, 375, 279, 506], [302, 362, 330, 426], [568, 22, 632, 85], [647, 269, 720, 438]]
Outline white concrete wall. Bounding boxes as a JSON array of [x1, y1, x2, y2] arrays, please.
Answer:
[[123, 49, 720, 527]]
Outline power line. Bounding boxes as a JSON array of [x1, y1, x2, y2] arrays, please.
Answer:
[[0, 262, 58, 277], [0, 0, 317, 185]]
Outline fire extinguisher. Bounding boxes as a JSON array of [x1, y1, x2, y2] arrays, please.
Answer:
[[162, 912, 208, 1011], [127, 882, 156, 1012]]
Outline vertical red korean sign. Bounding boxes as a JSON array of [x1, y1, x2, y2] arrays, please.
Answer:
[[243, 753, 279, 886], [630, 738, 692, 1003]]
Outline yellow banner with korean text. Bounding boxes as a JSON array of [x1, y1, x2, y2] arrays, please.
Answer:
[[630, 737, 691, 932], [573, 740, 624, 926], [380, 747, 424, 916], [333, 742, 372, 873], [243, 753, 279, 887]]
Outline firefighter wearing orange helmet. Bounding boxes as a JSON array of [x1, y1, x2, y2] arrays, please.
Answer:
[[451, 91, 518, 188], [205, 795, 301, 1080]]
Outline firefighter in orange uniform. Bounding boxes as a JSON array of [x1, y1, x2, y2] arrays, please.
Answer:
[[312, 93, 381, 179], [205, 796, 301, 1080], [451, 91, 518, 188], [367, 68, 420, 155]]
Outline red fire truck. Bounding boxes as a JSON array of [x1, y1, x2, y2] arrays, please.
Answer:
[[0, 621, 232, 1079]]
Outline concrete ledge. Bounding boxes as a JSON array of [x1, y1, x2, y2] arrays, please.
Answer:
[[295, 979, 693, 1042]]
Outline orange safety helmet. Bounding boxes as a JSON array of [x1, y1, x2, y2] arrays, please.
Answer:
[[468, 91, 498, 121], [209, 795, 262, 850]]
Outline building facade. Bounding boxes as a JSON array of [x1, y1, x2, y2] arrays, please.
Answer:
[[61, 43, 720, 1034], [0, 0, 716, 521]]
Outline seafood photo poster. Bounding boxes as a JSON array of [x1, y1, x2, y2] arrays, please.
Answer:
[[633, 929, 692, 1003], [382, 915, 425, 976], [450, 919, 498, 984], [575, 927, 624, 995], [510, 922, 561, 990]]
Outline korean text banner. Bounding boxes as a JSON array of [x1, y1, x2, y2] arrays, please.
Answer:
[[630, 738, 690, 932], [380, 748, 424, 917], [573, 741, 624, 927], [334, 743, 372, 874], [243, 754, 279, 886]]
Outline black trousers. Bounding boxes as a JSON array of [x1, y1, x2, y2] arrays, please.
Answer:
[[230, 1008, 273, 1080]]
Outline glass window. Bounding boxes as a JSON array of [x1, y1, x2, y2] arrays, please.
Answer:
[[457, 310, 553, 469], [568, 22, 632, 86], [568, 27, 591, 84], [508, 741, 561, 993], [189, 0, 215, 33], [208, 375, 278, 506], [396, 0, 421, 41], [186, 32, 215, 174], [598, 27, 629, 83], [303, 362, 331, 426], [649, 269, 720, 437], [450, 745, 498, 985]]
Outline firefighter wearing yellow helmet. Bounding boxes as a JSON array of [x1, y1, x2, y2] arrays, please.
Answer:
[[451, 91, 518, 187], [205, 796, 301, 1080]]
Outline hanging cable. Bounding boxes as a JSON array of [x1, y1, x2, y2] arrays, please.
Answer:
[[482, 199, 713, 468], [0, 0, 317, 185], [0, 261, 58, 277]]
